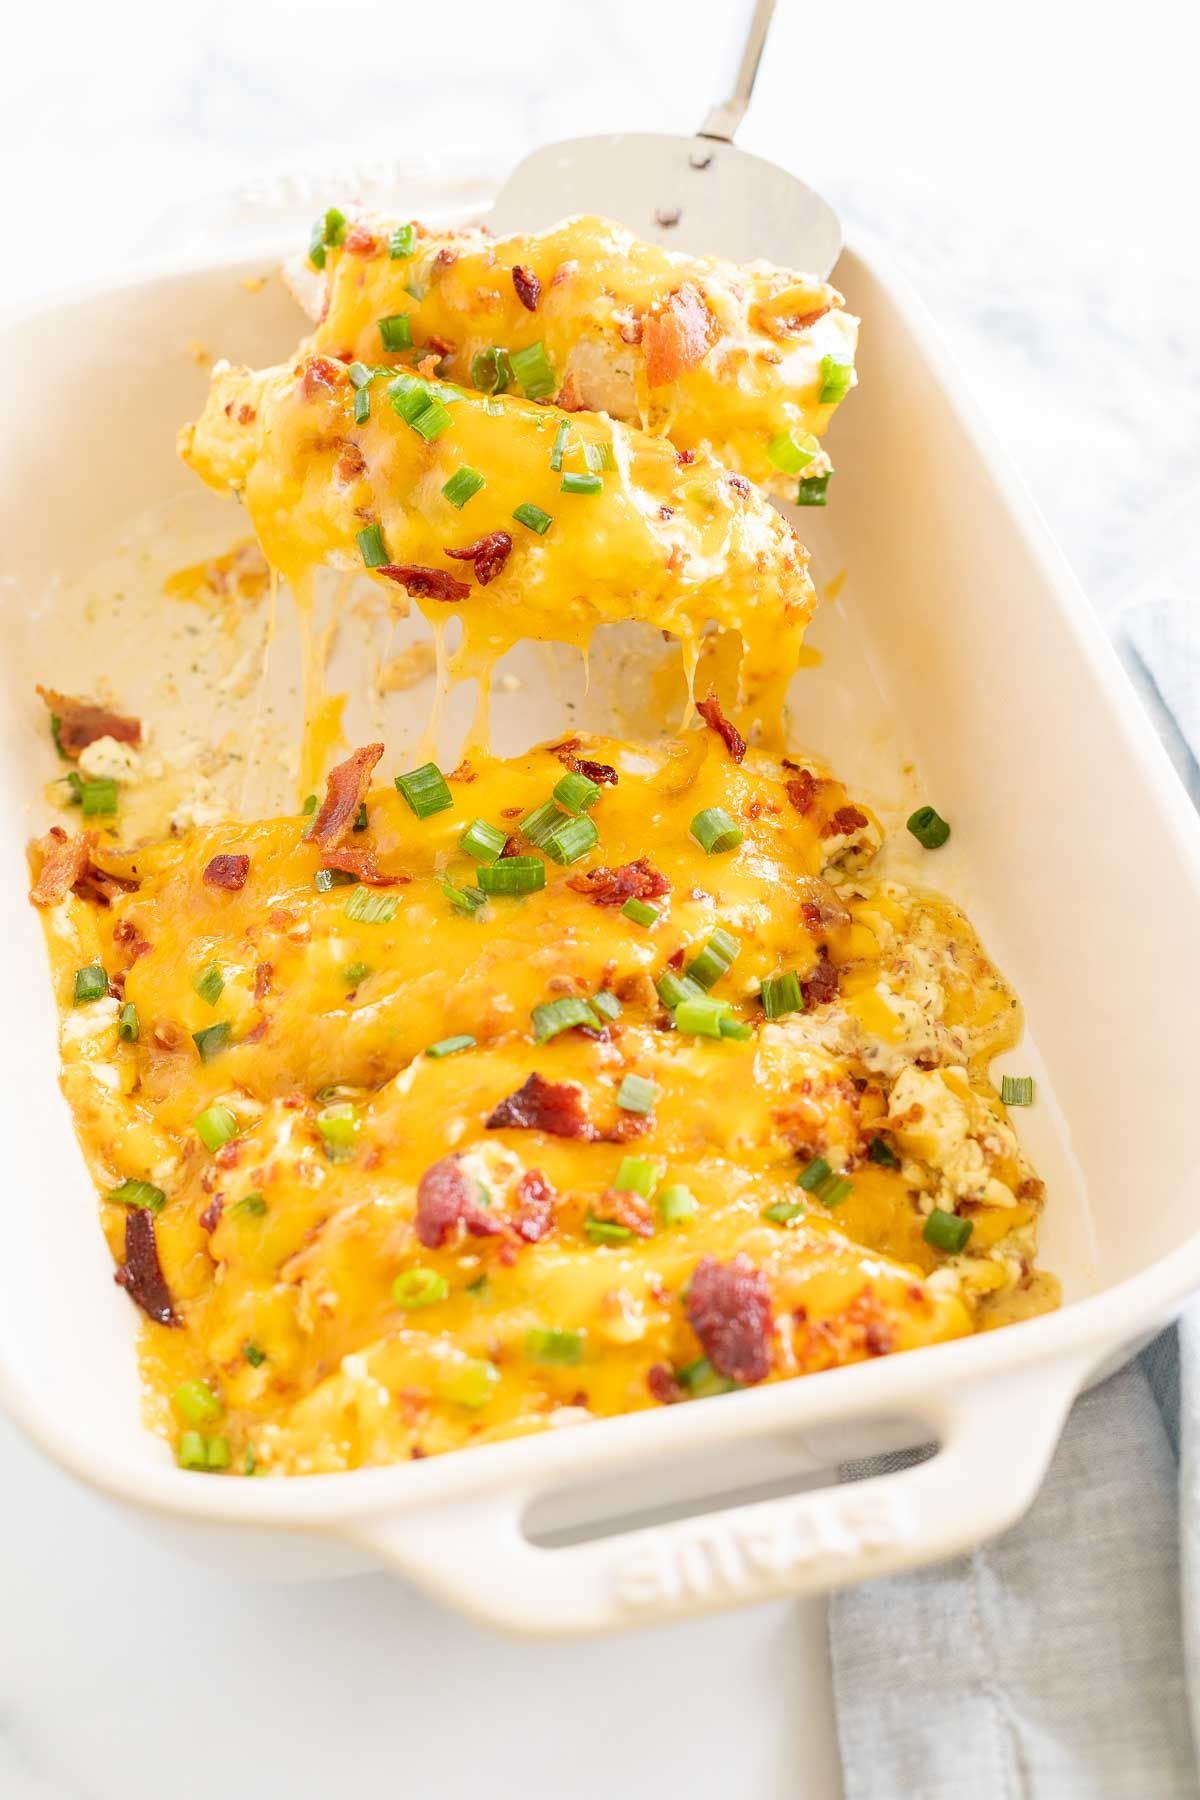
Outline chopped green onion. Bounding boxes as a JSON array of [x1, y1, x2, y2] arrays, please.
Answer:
[[584, 441, 616, 473], [477, 857, 545, 896], [193, 1022, 232, 1062], [342, 961, 371, 987], [357, 522, 389, 568], [444, 1356, 500, 1409], [907, 805, 951, 849], [684, 927, 740, 990], [404, 281, 426, 302], [344, 888, 399, 924], [388, 221, 417, 259], [549, 420, 570, 471], [656, 969, 705, 1010], [532, 996, 598, 1042], [796, 473, 831, 506], [49, 713, 67, 759], [621, 897, 659, 927], [243, 1446, 257, 1475], [818, 355, 854, 404], [301, 793, 318, 814], [1001, 1075, 1035, 1107], [409, 396, 453, 441], [614, 1156, 656, 1199], [107, 1178, 165, 1213], [174, 1379, 222, 1426], [542, 814, 599, 865], [483, 395, 505, 415], [592, 990, 622, 1022], [353, 385, 370, 425], [525, 1326, 584, 1365], [80, 777, 118, 817], [561, 471, 602, 496], [117, 1001, 139, 1043], [797, 1155, 833, 1192], [388, 372, 432, 420], [659, 1185, 698, 1225], [378, 313, 413, 351], [460, 817, 507, 863], [677, 1357, 736, 1398], [552, 770, 601, 814], [674, 995, 732, 1038], [616, 1073, 659, 1115], [395, 761, 454, 818], [764, 1200, 803, 1224], [73, 964, 107, 1004], [192, 964, 224, 1006], [690, 807, 744, 855], [244, 1342, 266, 1367], [924, 1208, 973, 1254], [177, 1430, 209, 1470], [868, 1136, 901, 1169], [353, 803, 368, 832], [314, 866, 357, 892], [195, 1104, 238, 1153], [767, 428, 820, 475], [519, 798, 564, 845], [426, 1034, 476, 1059], [307, 206, 345, 269], [510, 341, 555, 399], [585, 1215, 634, 1245], [760, 970, 803, 1019], [439, 875, 488, 915], [232, 1192, 266, 1217], [718, 1017, 754, 1041], [513, 501, 553, 535], [392, 1268, 450, 1309], [442, 465, 486, 509], [466, 1273, 490, 1298], [347, 361, 373, 389], [797, 1155, 853, 1208], [205, 1435, 231, 1471], [316, 1102, 361, 1159], [471, 346, 511, 394]]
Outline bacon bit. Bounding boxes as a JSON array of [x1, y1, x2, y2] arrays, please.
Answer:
[[309, 743, 383, 851], [433, 247, 458, 272], [486, 1072, 593, 1139], [800, 956, 839, 1011], [198, 1197, 223, 1233], [567, 858, 670, 908], [696, 688, 746, 764], [203, 853, 249, 891], [443, 530, 512, 586], [513, 1169, 556, 1243], [554, 371, 585, 412], [236, 403, 256, 425], [253, 962, 272, 1002], [113, 918, 151, 961], [793, 1287, 895, 1372], [114, 1209, 181, 1327], [318, 845, 408, 887], [29, 827, 91, 906], [601, 1112, 651, 1145], [786, 769, 817, 814], [241, 1019, 268, 1045], [336, 443, 367, 483], [300, 354, 344, 399], [641, 284, 718, 387], [593, 1188, 654, 1237], [727, 473, 750, 498], [798, 876, 851, 936], [824, 805, 870, 836], [676, 448, 696, 465], [36, 686, 141, 759], [686, 1254, 774, 1385], [574, 757, 618, 786], [414, 1155, 501, 1249], [426, 334, 455, 358], [378, 564, 470, 602], [343, 224, 381, 256], [647, 1363, 685, 1405], [511, 264, 541, 311]]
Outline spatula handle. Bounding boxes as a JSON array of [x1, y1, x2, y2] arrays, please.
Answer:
[[698, 0, 777, 143]]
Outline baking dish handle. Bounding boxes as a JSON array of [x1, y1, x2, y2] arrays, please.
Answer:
[[350, 1353, 1089, 1635]]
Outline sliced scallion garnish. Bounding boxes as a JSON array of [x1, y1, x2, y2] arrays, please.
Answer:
[[817, 355, 853, 404], [392, 1268, 449, 1308], [764, 1200, 803, 1224], [552, 770, 601, 814], [395, 762, 453, 818], [759, 971, 803, 1019], [585, 1215, 634, 1245], [658, 1185, 698, 1225], [690, 807, 743, 855], [868, 1135, 901, 1168], [378, 313, 413, 351], [655, 970, 704, 1010], [477, 857, 544, 896], [314, 866, 357, 892], [616, 1073, 659, 1115], [907, 805, 951, 849], [1001, 1075, 1034, 1107], [519, 798, 563, 845], [174, 1379, 223, 1426], [584, 441, 616, 473], [561, 471, 602, 496], [73, 964, 107, 1004], [344, 888, 399, 924], [193, 965, 225, 1007], [442, 466, 486, 509], [108, 1178, 165, 1213], [674, 995, 732, 1038], [388, 221, 416, 259], [592, 990, 622, 1022], [316, 1102, 361, 1159], [796, 473, 831, 506], [621, 897, 659, 927], [117, 1001, 139, 1042], [80, 777, 119, 818], [193, 1022, 232, 1062], [924, 1208, 973, 1253], [195, 1103, 238, 1153], [767, 428, 820, 474], [549, 420, 569, 471], [542, 814, 598, 865], [439, 875, 487, 915], [425, 1034, 476, 1059], [512, 501, 553, 535], [532, 996, 599, 1042], [525, 1326, 584, 1364], [614, 1156, 656, 1199], [357, 522, 389, 568], [460, 817, 507, 863], [471, 346, 511, 394], [510, 341, 555, 399], [684, 927, 739, 990]]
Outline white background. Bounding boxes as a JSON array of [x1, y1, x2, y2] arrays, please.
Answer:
[[1, 3, 1196, 1795]]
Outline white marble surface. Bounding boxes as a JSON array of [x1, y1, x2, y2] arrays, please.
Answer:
[[1, 3, 1197, 1796]]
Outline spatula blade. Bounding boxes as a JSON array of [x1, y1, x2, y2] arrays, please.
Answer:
[[490, 132, 841, 277]]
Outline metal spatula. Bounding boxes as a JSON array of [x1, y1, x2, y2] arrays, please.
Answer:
[[488, 0, 841, 276]]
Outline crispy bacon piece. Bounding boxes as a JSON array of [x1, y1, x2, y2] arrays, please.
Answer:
[[686, 1254, 774, 1385], [309, 743, 383, 851], [343, 224, 381, 256], [486, 1072, 593, 1139], [378, 565, 471, 602], [824, 804, 870, 836], [37, 686, 142, 760], [567, 858, 670, 908], [203, 853, 249, 891], [513, 1169, 556, 1243], [317, 845, 408, 887], [800, 956, 839, 1011], [29, 826, 91, 906], [443, 530, 512, 586], [696, 688, 746, 764], [114, 1209, 181, 1327], [642, 284, 719, 387], [593, 1188, 654, 1238], [511, 264, 541, 311], [574, 757, 617, 786], [798, 876, 851, 937], [414, 1154, 501, 1249], [647, 1364, 685, 1405], [253, 961, 272, 1001], [198, 1197, 223, 1234], [113, 917, 151, 962], [786, 769, 818, 814], [300, 354, 344, 399]]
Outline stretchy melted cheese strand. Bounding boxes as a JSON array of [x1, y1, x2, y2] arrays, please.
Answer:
[[288, 212, 859, 500], [180, 356, 818, 734]]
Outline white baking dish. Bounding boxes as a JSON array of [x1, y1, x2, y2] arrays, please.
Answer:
[[3, 194, 1200, 1637]]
